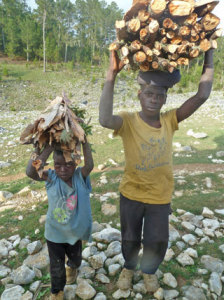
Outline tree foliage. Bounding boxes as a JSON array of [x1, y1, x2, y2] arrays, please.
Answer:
[[0, 0, 123, 64]]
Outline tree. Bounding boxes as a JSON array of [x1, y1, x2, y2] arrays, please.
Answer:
[[35, 0, 54, 71]]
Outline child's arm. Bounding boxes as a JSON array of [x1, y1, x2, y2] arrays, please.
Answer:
[[99, 50, 124, 130], [176, 49, 214, 123], [81, 137, 94, 179], [26, 144, 53, 181]]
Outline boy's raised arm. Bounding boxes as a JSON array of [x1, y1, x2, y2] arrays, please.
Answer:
[[176, 49, 214, 123], [81, 137, 94, 179], [26, 144, 53, 181], [99, 50, 124, 130]]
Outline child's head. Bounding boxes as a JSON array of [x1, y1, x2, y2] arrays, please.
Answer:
[[53, 150, 76, 182], [138, 84, 167, 113]]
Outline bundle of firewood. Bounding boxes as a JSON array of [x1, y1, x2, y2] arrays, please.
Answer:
[[20, 95, 86, 168], [109, 0, 221, 73]]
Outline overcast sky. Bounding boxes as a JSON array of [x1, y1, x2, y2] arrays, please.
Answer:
[[26, 0, 223, 29]]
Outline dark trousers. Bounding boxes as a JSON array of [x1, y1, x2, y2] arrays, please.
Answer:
[[120, 193, 170, 274], [46, 239, 82, 294]]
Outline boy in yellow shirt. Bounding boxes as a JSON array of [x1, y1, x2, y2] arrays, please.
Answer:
[[99, 49, 214, 293]]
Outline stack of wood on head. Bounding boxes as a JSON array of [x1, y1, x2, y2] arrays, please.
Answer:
[[20, 95, 85, 175], [109, 0, 222, 73]]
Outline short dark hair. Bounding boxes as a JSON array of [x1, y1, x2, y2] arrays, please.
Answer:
[[53, 150, 64, 161]]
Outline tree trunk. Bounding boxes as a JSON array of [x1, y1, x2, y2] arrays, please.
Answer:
[[64, 43, 68, 63], [27, 42, 29, 62], [168, 1, 194, 17], [43, 9, 46, 73]]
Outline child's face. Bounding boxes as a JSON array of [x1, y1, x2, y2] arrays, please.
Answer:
[[138, 85, 167, 115], [54, 155, 76, 182]]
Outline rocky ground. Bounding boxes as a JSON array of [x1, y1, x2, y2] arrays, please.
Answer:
[[1, 170, 224, 300]]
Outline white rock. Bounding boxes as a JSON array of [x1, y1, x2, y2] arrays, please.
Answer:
[[1, 285, 25, 300], [108, 264, 121, 276], [94, 292, 107, 300], [176, 252, 194, 266], [205, 178, 212, 189], [182, 234, 197, 246], [75, 280, 96, 299], [95, 273, 110, 284], [215, 209, 224, 216], [164, 248, 175, 262], [163, 273, 177, 288], [112, 289, 130, 299], [202, 219, 220, 231], [154, 287, 164, 300], [181, 221, 195, 231], [202, 207, 214, 218], [184, 248, 198, 258]]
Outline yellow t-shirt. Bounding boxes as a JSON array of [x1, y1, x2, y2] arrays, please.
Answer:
[[114, 109, 178, 204]]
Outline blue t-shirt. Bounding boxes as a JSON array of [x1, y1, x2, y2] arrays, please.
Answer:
[[44, 167, 92, 245]]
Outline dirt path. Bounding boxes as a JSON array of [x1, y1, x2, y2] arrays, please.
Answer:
[[1, 163, 224, 183]]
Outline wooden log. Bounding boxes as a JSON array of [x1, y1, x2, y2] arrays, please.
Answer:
[[177, 44, 188, 54], [201, 12, 220, 31], [148, 18, 159, 45], [133, 51, 147, 63], [122, 57, 130, 65], [138, 9, 150, 22], [171, 22, 178, 31], [121, 45, 130, 57], [210, 39, 218, 49], [200, 31, 206, 39], [191, 27, 198, 37], [160, 28, 167, 36], [127, 18, 141, 33], [140, 27, 150, 42], [154, 41, 162, 50], [109, 41, 124, 51], [168, 53, 179, 60], [163, 18, 174, 29], [189, 47, 201, 57], [177, 57, 189, 65], [149, 0, 167, 17], [147, 55, 153, 62], [129, 40, 142, 52], [199, 38, 211, 51], [152, 60, 159, 69], [152, 48, 161, 56], [142, 44, 153, 56], [184, 13, 197, 25], [179, 25, 191, 36], [124, 1, 150, 22], [169, 60, 178, 71], [190, 34, 200, 42], [171, 35, 183, 44], [194, 23, 203, 33], [164, 44, 179, 54], [115, 20, 128, 41], [139, 61, 151, 71], [194, 0, 219, 17], [161, 37, 168, 44], [166, 31, 176, 39], [158, 57, 169, 68], [148, 18, 160, 33], [168, 0, 194, 17], [210, 28, 223, 39]]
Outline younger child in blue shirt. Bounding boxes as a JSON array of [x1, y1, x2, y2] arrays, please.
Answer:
[[26, 137, 94, 300]]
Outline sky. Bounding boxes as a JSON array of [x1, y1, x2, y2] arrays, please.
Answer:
[[26, 0, 223, 30]]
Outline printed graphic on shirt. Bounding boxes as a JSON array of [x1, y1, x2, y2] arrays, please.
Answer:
[[136, 137, 169, 171], [53, 194, 77, 224]]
